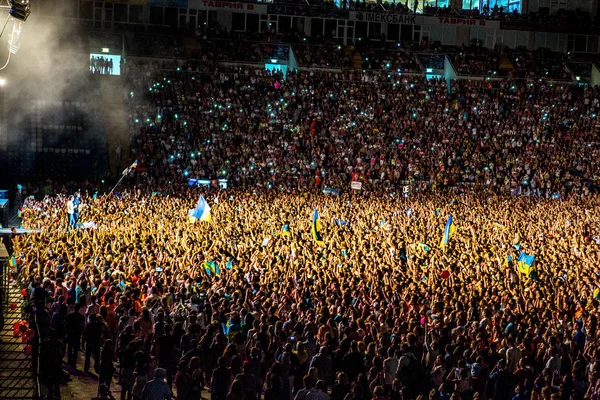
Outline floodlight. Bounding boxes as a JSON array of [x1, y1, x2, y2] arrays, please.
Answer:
[[9, 0, 31, 22]]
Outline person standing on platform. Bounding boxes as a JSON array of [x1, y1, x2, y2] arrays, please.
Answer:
[[67, 195, 75, 229], [73, 192, 81, 228]]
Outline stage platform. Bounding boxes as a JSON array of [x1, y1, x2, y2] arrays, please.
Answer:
[[0, 228, 41, 235]]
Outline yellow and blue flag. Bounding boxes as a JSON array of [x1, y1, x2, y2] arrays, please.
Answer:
[[493, 222, 507, 230], [517, 252, 535, 277], [204, 261, 220, 277], [189, 194, 211, 223], [8, 257, 17, 268], [312, 209, 324, 246], [593, 288, 600, 300], [418, 243, 431, 252], [282, 224, 291, 236], [122, 159, 138, 175], [440, 214, 456, 247]]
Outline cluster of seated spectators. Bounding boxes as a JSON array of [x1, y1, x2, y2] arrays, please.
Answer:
[[506, 48, 572, 81], [121, 57, 600, 198]]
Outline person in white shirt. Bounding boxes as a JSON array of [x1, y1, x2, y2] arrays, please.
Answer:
[[67, 196, 75, 228], [383, 348, 399, 388], [306, 380, 330, 400], [545, 347, 561, 374], [294, 376, 315, 400], [505, 339, 522, 372]]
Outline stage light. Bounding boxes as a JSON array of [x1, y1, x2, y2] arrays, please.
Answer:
[[0, 78, 6, 86], [9, 0, 31, 22]]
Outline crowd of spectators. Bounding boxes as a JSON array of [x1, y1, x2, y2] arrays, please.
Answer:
[[293, 43, 352, 69], [448, 46, 502, 77], [417, 54, 445, 70], [10, 28, 600, 400], [567, 62, 593, 80], [356, 44, 421, 73], [506, 48, 572, 81], [122, 63, 600, 197]]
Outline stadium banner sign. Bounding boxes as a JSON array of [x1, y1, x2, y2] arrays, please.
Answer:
[[422, 16, 500, 29], [190, 0, 267, 12], [351, 181, 362, 190], [148, 0, 187, 5], [350, 13, 500, 29], [354, 12, 419, 24]]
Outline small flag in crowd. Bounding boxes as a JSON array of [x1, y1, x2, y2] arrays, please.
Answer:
[[440, 214, 456, 247], [334, 219, 350, 227], [226, 258, 234, 270], [400, 247, 407, 261], [312, 209, 324, 246], [282, 223, 291, 236], [322, 188, 340, 196], [517, 252, 536, 277], [9, 257, 17, 268], [594, 288, 600, 300], [493, 222, 507, 230], [418, 243, 431, 252], [204, 261, 220, 277], [189, 194, 211, 223], [122, 160, 138, 175]]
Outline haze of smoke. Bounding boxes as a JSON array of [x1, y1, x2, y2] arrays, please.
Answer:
[[1, 14, 101, 152]]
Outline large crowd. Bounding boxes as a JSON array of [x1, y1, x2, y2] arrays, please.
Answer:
[[124, 63, 600, 197], [14, 186, 600, 400], [8, 34, 600, 400]]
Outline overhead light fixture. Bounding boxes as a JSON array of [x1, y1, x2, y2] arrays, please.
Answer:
[[9, 0, 31, 22], [101, 48, 110, 53], [270, 59, 278, 63], [0, 78, 7, 86]]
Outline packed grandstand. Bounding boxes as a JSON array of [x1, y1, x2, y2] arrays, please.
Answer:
[[2, 3, 600, 400]]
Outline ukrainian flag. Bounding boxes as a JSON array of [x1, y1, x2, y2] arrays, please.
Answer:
[[189, 194, 211, 222], [122, 159, 138, 175], [418, 243, 431, 252], [517, 252, 535, 277], [188, 209, 197, 224], [204, 261, 220, 277], [8, 257, 17, 268], [311, 209, 324, 246], [493, 222, 507, 230], [440, 214, 456, 247], [282, 223, 290, 237], [593, 288, 600, 300]]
